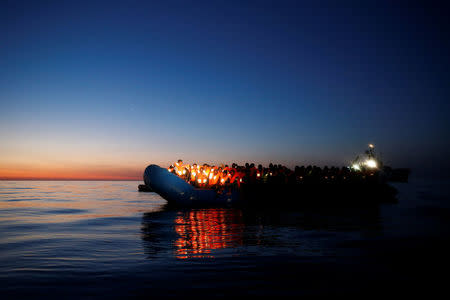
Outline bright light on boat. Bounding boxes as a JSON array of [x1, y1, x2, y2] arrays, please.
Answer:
[[352, 164, 361, 171], [365, 159, 377, 169]]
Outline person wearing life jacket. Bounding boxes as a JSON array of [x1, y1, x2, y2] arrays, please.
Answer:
[[219, 170, 229, 186], [196, 166, 207, 188], [228, 169, 238, 188], [174, 159, 184, 177], [190, 165, 198, 186], [232, 167, 245, 188], [208, 168, 220, 188]]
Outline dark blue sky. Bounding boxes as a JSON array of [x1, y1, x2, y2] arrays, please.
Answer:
[[1, 0, 449, 178]]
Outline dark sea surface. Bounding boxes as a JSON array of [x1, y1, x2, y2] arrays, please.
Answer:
[[1, 179, 449, 298]]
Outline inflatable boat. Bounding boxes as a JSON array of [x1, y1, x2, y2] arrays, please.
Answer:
[[142, 164, 398, 207], [143, 164, 240, 206]]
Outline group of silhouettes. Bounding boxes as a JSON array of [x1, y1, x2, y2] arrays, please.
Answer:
[[168, 159, 379, 190]]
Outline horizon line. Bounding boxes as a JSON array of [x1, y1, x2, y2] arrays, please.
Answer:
[[0, 178, 142, 181]]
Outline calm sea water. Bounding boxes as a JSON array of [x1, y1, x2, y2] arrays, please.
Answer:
[[1, 179, 449, 298]]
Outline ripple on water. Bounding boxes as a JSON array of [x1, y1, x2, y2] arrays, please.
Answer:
[[1, 180, 449, 297]]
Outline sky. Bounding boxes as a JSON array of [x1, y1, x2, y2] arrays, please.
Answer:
[[1, 0, 449, 180]]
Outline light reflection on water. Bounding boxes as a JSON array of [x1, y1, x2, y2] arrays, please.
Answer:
[[0, 180, 384, 264], [173, 209, 245, 258], [1, 179, 449, 297]]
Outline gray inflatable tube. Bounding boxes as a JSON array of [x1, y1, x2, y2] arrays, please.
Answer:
[[144, 164, 239, 206]]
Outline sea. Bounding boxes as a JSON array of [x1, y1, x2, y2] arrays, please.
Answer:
[[1, 179, 449, 298]]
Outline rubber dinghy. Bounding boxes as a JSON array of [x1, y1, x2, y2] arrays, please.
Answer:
[[144, 164, 239, 206]]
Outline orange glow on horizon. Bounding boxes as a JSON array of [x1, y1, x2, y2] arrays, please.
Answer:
[[0, 164, 143, 180]]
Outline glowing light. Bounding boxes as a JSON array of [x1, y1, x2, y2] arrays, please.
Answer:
[[352, 164, 361, 171], [365, 159, 377, 169], [369, 144, 374, 148], [182, 170, 186, 174], [192, 172, 196, 176], [221, 179, 225, 183], [197, 179, 201, 183], [257, 173, 260, 177], [203, 179, 207, 183]]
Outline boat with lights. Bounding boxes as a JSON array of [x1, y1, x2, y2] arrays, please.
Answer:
[[141, 165, 397, 208]]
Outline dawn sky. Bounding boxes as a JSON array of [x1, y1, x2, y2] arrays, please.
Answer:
[[1, 0, 449, 179]]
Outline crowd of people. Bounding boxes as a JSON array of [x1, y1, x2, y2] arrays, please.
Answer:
[[168, 159, 379, 190]]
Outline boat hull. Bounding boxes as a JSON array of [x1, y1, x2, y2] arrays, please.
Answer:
[[144, 164, 239, 206]]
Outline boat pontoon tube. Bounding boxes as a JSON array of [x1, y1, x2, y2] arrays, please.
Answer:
[[143, 164, 238, 206]]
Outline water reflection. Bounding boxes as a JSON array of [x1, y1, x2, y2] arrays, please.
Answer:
[[174, 209, 244, 259], [141, 206, 383, 259]]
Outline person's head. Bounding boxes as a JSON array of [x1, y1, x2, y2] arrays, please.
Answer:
[[177, 159, 183, 166]]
